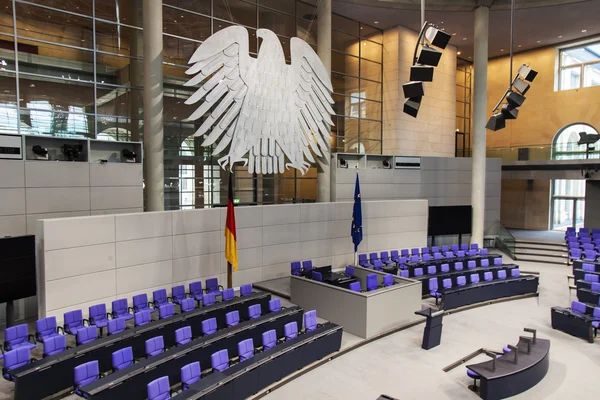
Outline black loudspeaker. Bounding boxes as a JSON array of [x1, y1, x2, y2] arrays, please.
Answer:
[[425, 27, 452, 49], [501, 104, 519, 120], [417, 46, 442, 67], [486, 113, 506, 131], [513, 78, 530, 95], [518, 65, 538, 82], [403, 97, 422, 118], [402, 81, 424, 98], [410, 65, 434, 82], [506, 91, 526, 107], [518, 148, 530, 161]]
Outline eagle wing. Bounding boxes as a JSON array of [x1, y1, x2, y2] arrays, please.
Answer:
[[184, 26, 252, 163]]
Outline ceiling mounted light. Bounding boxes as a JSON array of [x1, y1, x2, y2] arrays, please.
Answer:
[[410, 65, 434, 82], [486, 113, 506, 131]]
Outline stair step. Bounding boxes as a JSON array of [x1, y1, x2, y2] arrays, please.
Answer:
[[514, 247, 568, 256], [516, 254, 569, 265], [514, 240, 566, 248]]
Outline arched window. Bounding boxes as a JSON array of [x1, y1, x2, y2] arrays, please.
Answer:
[[550, 123, 598, 230]]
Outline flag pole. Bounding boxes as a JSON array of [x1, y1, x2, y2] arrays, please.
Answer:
[[227, 261, 232, 288]]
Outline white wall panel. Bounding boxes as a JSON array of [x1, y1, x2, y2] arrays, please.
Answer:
[[262, 242, 301, 266], [234, 206, 263, 229], [172, 231, 221, 259], [236, 227, 263, 249], [116, 212, 172, 241], [172, 209, 221, 235], [116, 237, 173, 268], [46, 270, 116, 312], [262, 224, 300, 246], [26, 211, 90, 234], [25, 162, 89, 187], [300, 221, 334, 241], [0, 215, 26, 236], [90, 208, 143, 216], [300, 203, 334, 222], [262, 204, 300, 226], [116, 260, 173, 294], [91, 186, 143, 210], [172, 253, 224, 283], [237, 247, 262, 270], [90, 163, 142, 187], [0, 160, 24, 188], [0, 188, 26, 216], [42, 215, 115, 251], [26, 187, 90, 213], [45, 243, 115, 281]]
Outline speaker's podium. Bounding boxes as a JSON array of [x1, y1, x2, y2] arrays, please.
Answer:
[[415, 308, 444, 350]]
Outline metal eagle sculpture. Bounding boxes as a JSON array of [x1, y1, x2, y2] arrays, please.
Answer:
[[184, 26, 334, 175]]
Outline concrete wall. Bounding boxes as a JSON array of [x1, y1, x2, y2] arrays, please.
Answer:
[[332, 156, 501, 232], [36, 200, 428, 325], [382, 26, 457, 157], [501, 179, 550, 230], [585, 180, 600, 228]]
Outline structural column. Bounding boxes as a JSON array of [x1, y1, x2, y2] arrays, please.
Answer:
[[471, 6, 489, 245], [316, 0, 332, 202], [142, 0, 165, 211]]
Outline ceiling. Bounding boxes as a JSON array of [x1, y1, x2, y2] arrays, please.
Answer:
[[328, 0, 600, 60]]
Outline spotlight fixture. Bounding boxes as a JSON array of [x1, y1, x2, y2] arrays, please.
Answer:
[[339, 157, 348, 168], [518, 65, 538, 82], [512, 78, 530, 95], [382, 159, 391, 169], [485, 113, 506, 131], [506, 91, 526, 107], [501, 104, 519, 120], [32, 145, 48, 160], [402, 21, 452, 118], [121, 148, 137, 163]]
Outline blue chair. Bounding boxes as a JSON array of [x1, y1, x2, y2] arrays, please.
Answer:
[[302, 260, 313, 271], [358, 254, 373, 267], [380, 251, 395, 265], [112, 346, 134, 371], [291, 261, 302, 276], [366, 274, 378, 291], [451, 244, 459, 253], [63, 310, 85, 335], [457, 276, 466, 286], [222, 288, 234, 302], [481, 259, 490, 268], [584, 250, 597, 261], [390, 250, 400, 263], [584, 273, 599, 283], [434, 252, 443, 260], [454, 262, 464, 271], [284, 322, 298, 341], [398, 257, 408, 267], [74, 360, 102, 397], [4, 324, 36, 352], [410, 255, 420, 263], [175, 326, 192, 346], [345, 266, 355, 277], [188, 281, 203, 305], [238, 338, 254, 362], [240, 284, 252, 297], [427, 265, 436, 275], [383, 274, 394, 287], [441, 245, 449, 253], [494, 258, 502, 266], [460, 244, 469, 251], [202, 318, 217, 336], [480, 248, 489, 256], [484, 271, 493, 281], [373, 259, 384, 271], [470, 243, 479, 251], [498, 270, 507, 279], [268, 298, 281, 313], [369, 252, 379, 264], [43, 334, 66, 357], [441, 263, 450, 273], [456, 251, 465, 258], [411, 248, 420, 256], [205, 278, 223, 296], [304, 310, 317, 332], [429, 278, 441, 305], [135, 310, 152, 327], [36, 316, 62, 343], [2, 347, 32, 381], [442, 278, 452, 290], [470, 274, 480, 284], [172, 285, 186, 305], [592, 308, 600, 336], [180, 298, 195, 313], [583, 263, 595, 272], [312, 271, 323, 282], [159, 303, 175, 319], [147, 376, 171, 400], [181, 361, 201, 390], [107, 317, 127, 335], [153, 289, 170, 308], [467, 249, 477, 257], [112, 299, 134, 321], [511, 269, 521, 278], [431, 246, 439, 254], [414, 267, 424, 277], [133, 293, 153, 312], [572, 300, 586, 314], [88, 304, 110, 333], [202, 292, 216, 307], [349, 281, 361, 292], [570, 248, 582, 260], [211, 349, 229, 372], [400, 249, 409, 258], [445, 251, 455, 259], [226, 310, 240, 327], [467, 260, 476, 269], [248, 304, 261, 319], [76, 326, 98, 346], [145, 336, 165, 357], [399, 270, 409, 278], [262, 329, 277, 351], [422, 254, 432, 262]]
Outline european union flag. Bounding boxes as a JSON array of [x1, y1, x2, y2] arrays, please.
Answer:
[[351, 172, 363, 252]]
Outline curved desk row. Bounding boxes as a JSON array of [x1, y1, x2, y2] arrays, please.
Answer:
[[440, 275, 539, 310], [577, 287, 600, 305], [404, 255, 500, 277], [551, 306, 598, 343], [81, 306, 303, 399], [172, 323, 343, 400], [466, 336, 550, 400], [9, 292, 270, 400]]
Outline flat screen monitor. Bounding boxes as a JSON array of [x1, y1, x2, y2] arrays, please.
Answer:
[[0, 235, 36, 303], [428, 206, 472, 236]]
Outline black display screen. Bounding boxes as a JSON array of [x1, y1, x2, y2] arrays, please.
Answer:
[[428, 205, 473, 236], [0, 235, 36, 303]]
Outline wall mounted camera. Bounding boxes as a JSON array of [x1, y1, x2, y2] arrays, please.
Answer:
[[121, 148, 137, 163], [339, 157, 348, 168], [32, 145, 48, 160], [61, 144, 82, 161], [382, 159, 391, 169]]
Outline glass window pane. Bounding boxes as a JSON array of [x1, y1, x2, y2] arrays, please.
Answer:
[[0, 0, 14, 36], [0, 70, 17, 108], [164, 35, 200, 65], [19, 74, 95, 113], [360, 79, 381, 101], [259, 8, 295, 38], [331, 51, 359, 76], [360, 139, 381, 154], [297, 3, 316, 21], [296, 18, 316, 46], [17, 41, 94, 79], [332, 116, 358, 137], [19, 107, 94, 137], [96, 21, 143, 57], [332, 30, 358, 56], [332, 73, 359, 96], [96, 84, 142, 119], [260, 0, 295, 15], [97, 116, 141, 142], [332, 15, 358, 36], [26, 0, 92, 16], [360, 41, 382, 63], [96, 0, 143, 27], [163, 7, 211, 41], [360, 120, 381, 141], [15, 3, 94, 49], [362, 100, 381, 121], [163, 0, 211, 15], [214, 0, 257, 28], [360, 58, 382, 81], [360, 24, 382, 44], [96, 54, 143, 87], [560, 66, 581, 90], [584, 62, 600, 88]]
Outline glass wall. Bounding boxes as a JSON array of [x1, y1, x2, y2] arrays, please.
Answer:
[[558, 41, 600, 91], [0, 0, 382, 209]]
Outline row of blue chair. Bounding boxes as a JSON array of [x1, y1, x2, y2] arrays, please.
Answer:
[[569, 248, 599, 262], [570, 301, 600, 335], [428, 269, 521, 304], [358, 248, 489, 270], [398, 258, 502, 278], [291, 260, 313, 276], [565, 227, 600, 239], [141, 310, 319, 399]]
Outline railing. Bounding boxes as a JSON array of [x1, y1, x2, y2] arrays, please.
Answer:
[[457, 143, 600, 161], [485, 220, 516, 259]]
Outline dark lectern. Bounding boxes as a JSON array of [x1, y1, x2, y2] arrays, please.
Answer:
[[415, 308, 444, 350]]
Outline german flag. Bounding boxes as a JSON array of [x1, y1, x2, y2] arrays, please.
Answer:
[[224, 172, 238, 272]]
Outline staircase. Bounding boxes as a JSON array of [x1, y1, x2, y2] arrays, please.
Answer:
[[513, 239, 569, 265]]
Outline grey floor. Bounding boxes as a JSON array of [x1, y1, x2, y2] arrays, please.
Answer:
[[262, 258, 599, 400], [508, 229, 566, 243]]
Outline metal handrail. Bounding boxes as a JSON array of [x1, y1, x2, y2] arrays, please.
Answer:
[[484, 220, 516, 259]]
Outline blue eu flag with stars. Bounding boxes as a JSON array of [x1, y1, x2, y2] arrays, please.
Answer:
[[351, 172, 363, 252]]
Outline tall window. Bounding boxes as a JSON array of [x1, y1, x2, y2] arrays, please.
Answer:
[[558, 41, 600, 91]]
